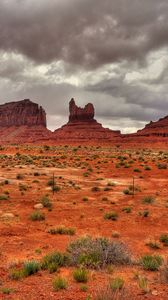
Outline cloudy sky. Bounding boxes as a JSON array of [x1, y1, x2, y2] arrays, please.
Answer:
[[0, 0, 168, 133]]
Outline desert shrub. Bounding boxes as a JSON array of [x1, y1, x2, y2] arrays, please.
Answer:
[[80, 284, 88, 292], [91, 186, 101, 192], [123, 189, 133, 195], [16, 173, 24, 180], [157, 163, 167, 169], [142, 196, 155, 204], [145, 239, 160, 249], [48, 226, 75, 236], [95, 285, 128, 300], [67, 237, 131, 269], [41, 196, 52, 209], [104, 212, 118, 221], [140, 255, 163, 271], [23, 260, 40, 276], [110, 277, 124, 291], [83, 197, 88, 202], [34, 172, 40, 176], [122, 207, 132, 213], [160, 234, 168, 246], [30, 211, 45, 221], [144, 166, 151, 170], [73, 268, 88, 283], [0, 194, 9, 200], [138, 276, 149, 293], [53, 276, 68, 291], [160, 259, 168, 283], [41, 251, 69, 272], [9, 268, 25, 280], [1, 288, 15, 295]]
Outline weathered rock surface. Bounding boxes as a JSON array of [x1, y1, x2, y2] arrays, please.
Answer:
[[0, 99, 46, 127], [53, 99, 121, 141], [69, 98, 94, 122], [136, 115, 168, 137]]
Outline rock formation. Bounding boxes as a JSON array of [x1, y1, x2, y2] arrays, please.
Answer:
[[0, 99, 51, 143], [53, 99, 121, 141], [69, 98, 94, 122], [136, 116, 168, 137], [0, 99, 46, 127]]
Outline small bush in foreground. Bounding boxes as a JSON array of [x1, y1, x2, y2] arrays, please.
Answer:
[[41, 196, 52, 209], [140, 255, 163, 271], [160, 234, 168, 246], [1, 287, 15, 295], [95, 285, 128, 300], [53, 276, 68, 291], [48, 226, 75, 236], [110, 277, 124, 291], [104, 212, 118, 221], [160, 259, 168, 283], [23, 260, 40, 276], [30, 211, 45, 221], [41, 251, 69, 272], [67, 237, 131, 269], [142, 196, 155, 204], [73, 268, 88, 283]]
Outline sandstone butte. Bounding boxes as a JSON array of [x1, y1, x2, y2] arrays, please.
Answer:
[[0, 98, 167, 145]]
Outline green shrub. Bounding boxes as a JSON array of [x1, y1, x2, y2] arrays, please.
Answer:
[[138, 276, 149, 293], [122, 207, 132, 213], [104, 211, 118, 221], [48, 226, 75, 236], [140, 255, 163, 271], [73, 268, 88, 283], [160, 234, 168, 246], [142, 196, 155, 204], [41, 196, 52, 209], [110, 277, 124, 291], [0, 194, 9, 200], [1, 287, 15, 295], [30, 211, 45, 221], [9, 268, 25, 280], [23, 260, 40, 276], [41, 251, 69, 272], [53, 276, 68, 291], [67, 237, 131, 269]]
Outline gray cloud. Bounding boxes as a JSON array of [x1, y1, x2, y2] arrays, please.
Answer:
[[0, 0, 168, 68]]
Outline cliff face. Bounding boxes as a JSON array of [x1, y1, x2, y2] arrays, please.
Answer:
[[136, 116, 168, 137], [69, 98, 95, 122], [0, 99, 46, 127], [54, 99, 121, 141]]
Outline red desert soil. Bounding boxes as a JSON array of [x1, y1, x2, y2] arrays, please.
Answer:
[[0, 144, 167, 299]]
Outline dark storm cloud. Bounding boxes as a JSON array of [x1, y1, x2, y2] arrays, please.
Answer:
[[0, 0, 168, 68]]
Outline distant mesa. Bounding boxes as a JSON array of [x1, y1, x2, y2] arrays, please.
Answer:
[[0, 99, 46, 127], [0, 97, 167, 144], [137, 115, 168, 137], [53, 98, 121, 141]]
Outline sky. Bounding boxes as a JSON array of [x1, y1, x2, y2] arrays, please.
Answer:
[[0, 0, 168, 133]]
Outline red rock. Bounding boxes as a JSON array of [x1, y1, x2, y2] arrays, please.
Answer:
[[69, 98, 94, 122], [53, 99, 121, 142], [136, 115, 168, 137], [0, 99, 46, 127]]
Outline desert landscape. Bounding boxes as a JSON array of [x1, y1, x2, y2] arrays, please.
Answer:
[[0, 1, 168, 299], [0, 99, 167, 300]]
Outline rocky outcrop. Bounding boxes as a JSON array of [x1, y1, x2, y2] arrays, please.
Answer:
[[136, 115, 168, 137], [69, 98, 94, 122], [53, 99, 121, 141], [0, 99, 46, 127]]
